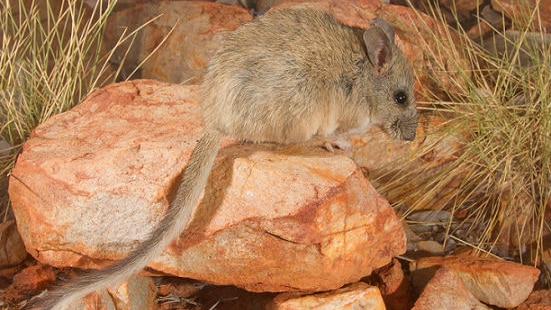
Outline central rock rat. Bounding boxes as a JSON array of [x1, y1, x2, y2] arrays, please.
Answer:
[[26, 7, 417, 309]]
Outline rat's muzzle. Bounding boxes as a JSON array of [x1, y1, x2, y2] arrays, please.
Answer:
[[395, 109, 418, 141]]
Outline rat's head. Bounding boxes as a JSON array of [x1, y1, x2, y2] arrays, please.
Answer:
[[358, 18, 418, 141]]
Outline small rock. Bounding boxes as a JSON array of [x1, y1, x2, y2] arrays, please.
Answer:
[[106, 275, 157, 310], [0, 139, 12, 157], [466, 7, 499, 40], [517, 290, 551, 310], [103, 1, 252, 83], [440, 0, 480, 18], [491, 0, 551, 32], [407, 210, 452, 223], [255, 0, 283, 12], [402, 220, 422, 253], [483, 30, 551, 68], [12, 265, 56, 294], [58, 275, 156, 310], [411, 255, 540, 308], [157, 278, 201, 299], [269, 282, 385, 310], [412, 266, 490, 310], [216, 0, 250, 8], [0, 220, 27, 268], [0, 265, 21, 286], [543, 246, 551, 282], [374, 258, 411, 310], [414, 240, 445, 255]]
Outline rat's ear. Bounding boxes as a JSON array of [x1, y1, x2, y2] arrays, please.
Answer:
[[363, 18, 395, 72], [370, 18, 395, 44]]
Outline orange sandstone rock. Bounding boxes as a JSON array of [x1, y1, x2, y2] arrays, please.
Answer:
[[10, 79, 406, 293]]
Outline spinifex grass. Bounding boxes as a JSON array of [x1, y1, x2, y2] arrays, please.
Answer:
[[0, 0, 166, 221], [0, 0, 120, 175], [379, 2, 550, 269]]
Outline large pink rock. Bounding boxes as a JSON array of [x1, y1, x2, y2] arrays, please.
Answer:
[[10, 79, 406, 292]]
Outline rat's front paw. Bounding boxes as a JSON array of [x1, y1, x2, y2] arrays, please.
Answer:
[[322, 139, 351, 152]]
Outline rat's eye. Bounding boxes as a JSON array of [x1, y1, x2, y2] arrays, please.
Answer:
[[393, 91, 408, 105]]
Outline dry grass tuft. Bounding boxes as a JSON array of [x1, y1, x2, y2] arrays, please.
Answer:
[[378, 0, 550, 275], [1, 0, 117, 176], [0, 0, 163, 220]]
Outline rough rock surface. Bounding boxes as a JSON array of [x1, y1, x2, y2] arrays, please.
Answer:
[[374, 258, 411, 310], [11, 265, 56, 295], [491, 0, 551, 32], [0, 264, 55, 306], [59, 275, 156, 310], [411, 255, 540, 308], [9, 79, 406, 293], [269, 282, 385, 310], [517, 289, 551, 310], [412, 266, 490, 310], [0, 220, 27, 268], [103, 1, 252, 83], [102, 276, 157, 310]]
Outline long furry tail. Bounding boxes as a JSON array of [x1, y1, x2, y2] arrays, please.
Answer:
[[24, 129, 222, 310]]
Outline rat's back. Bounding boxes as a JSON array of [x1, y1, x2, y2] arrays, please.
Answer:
[[201, 8, 367, 144]]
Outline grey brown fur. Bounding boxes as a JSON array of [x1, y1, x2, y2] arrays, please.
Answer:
[[26, 8, 417, 309], [203, 9, 417, 143]]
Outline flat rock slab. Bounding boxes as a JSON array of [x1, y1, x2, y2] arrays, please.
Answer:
[[10, 79, 406, 292]]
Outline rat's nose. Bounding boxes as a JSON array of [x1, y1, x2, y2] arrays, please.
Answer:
[[402, 130, 416, 141], [400, 112, 418, 141]]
